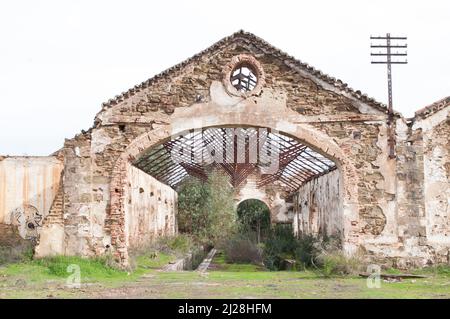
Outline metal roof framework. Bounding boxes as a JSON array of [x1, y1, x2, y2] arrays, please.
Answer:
[[133, 127, 336, 193]]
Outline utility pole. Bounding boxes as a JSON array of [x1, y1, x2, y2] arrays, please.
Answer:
[[370, 34, 407, 159]]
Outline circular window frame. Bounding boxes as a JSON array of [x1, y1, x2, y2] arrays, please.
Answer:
[[223, 54, 265, 98]]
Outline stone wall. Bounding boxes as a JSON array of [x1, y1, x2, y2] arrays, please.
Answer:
[[292, 169, 343, 237], [58, 133, 112, 257], [420, 110, 450, 241], [361, 104, 450, 268], [124, 163, 177, 250]]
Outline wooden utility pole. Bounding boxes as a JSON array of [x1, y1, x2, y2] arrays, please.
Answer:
[[371, 34, 408, 159]]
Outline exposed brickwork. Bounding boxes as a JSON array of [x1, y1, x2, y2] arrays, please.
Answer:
[[397, 126, 425, 237], [42, 177, 64, 225]]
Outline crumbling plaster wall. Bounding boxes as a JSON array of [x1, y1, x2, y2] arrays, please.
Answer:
[[308, 121, 394, 239], [0, 157, 63, 224], [124, 163, 177, 250], [417, 108, 450, 242], [293, 169, 343, 238], [414, 107, 450, 263], [0, 157, 63, 247]]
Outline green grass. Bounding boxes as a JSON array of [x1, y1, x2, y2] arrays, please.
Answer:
[[0, 252, 176, 285], [1, 251, 449, 299], [134, 253, 174, 270], [412, 265, 450, 277], [210, 251, 266, 272]]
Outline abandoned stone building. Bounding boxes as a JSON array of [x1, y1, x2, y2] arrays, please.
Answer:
[[0, 31, 449, 268]]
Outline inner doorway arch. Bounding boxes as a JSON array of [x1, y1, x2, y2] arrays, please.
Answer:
[[237, 198, 271, 244]]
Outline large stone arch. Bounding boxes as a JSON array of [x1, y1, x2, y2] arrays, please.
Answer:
[[108, 102, 360, 265]]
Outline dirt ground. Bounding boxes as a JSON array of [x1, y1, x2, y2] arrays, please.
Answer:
[[1, 268, 450, 299]]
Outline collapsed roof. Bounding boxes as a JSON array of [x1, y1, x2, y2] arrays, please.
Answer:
[[133, 127, 336, 193]]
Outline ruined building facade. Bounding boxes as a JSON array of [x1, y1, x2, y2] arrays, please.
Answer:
[[0, 31, 449, 268]]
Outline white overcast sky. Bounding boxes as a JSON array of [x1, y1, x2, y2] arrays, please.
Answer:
[[0, 0, 449, 155]]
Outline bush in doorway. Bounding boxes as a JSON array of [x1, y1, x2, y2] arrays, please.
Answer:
[[222, 234, 263, 264], [262, 225, 302, 270]]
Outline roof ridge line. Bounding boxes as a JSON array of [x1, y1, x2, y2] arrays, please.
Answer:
[[99, 30, 388, 113], [236, 31, 387, 112], [414, 96, 450, 119]]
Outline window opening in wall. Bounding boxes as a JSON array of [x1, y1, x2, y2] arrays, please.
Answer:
[[230, 64, 258, 92]]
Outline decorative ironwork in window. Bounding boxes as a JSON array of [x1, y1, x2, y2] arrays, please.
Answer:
[[230, 64, 258, 92]]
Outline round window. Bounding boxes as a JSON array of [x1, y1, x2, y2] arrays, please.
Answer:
[[230, 63, 258, 92], [223, 54, 265, 97]]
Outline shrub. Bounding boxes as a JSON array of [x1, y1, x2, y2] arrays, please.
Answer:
[[262, 225, 300, 270], [0, 243, 34, 265], [223, 235, 263, 264], [310, 237, 363, 277], [237, 199, 271, 243], [313, 251, 363, 277], [294, 234, 320, 269], [261, 228, 364, 273], [177, 177, 210, 236]]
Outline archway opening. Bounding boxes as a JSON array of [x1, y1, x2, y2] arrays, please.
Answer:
[[236, 199, 271, 244], [130, 126, 342, 238], [110, 124, 351, 266]]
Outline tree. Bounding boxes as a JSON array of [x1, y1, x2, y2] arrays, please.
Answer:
[[177, 177, 210, 236], [237, 199, 271, 243], [176, 171, 236, 246], [205, 171, 237, 245]]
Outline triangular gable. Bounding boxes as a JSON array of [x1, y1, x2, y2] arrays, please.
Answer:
[[100, 30, 387, 114]]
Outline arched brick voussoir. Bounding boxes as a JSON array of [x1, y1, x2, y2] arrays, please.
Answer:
[[108, 126, 174, 265]]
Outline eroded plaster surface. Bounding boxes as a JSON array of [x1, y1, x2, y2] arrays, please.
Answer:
[[124, 163, 177, 250], [293, 169, 343, 237]]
